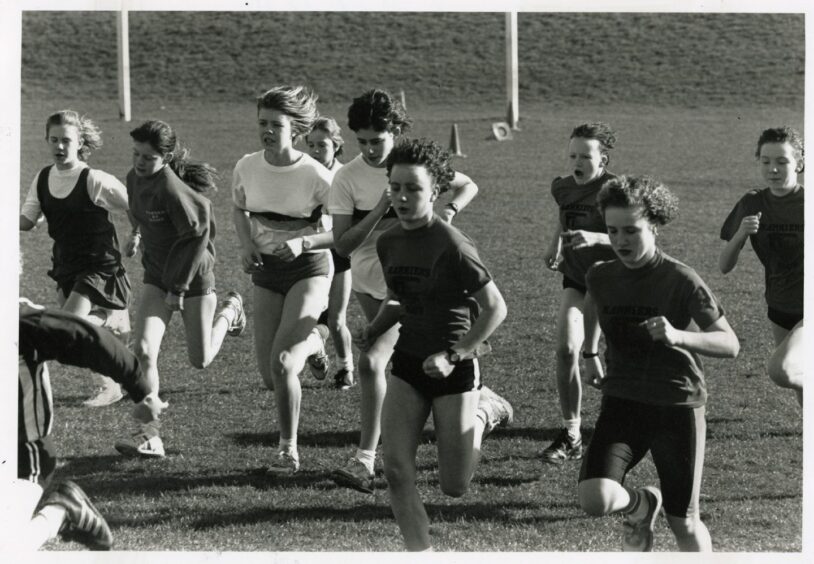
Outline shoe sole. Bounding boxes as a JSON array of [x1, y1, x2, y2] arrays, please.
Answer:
[[114, 444, 166, 458], [82, 394, 124, 407], [331, 470, 374, 494], [542, 451, 583, 465]]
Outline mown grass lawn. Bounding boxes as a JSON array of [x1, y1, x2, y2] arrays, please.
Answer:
[[14, 10, 804, 554]]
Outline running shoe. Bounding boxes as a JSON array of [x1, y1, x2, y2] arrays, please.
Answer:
[[82, 380, 124, 407], [478, 386, 514, 441], [331, 457, 374, 494], [114, 427, 165, 458], [266, 450, 300, 473], [542, 429, 583, 464], [220, 291, 246, 337], [333, 368, 355, 390], [622, 486, 663, 551], [40, 480, 113, 550], [307, 324, 330, 380]]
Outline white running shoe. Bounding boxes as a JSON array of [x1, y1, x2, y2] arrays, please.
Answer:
[[114, 429, 165, 458], [478, 385, 514, 441], [220, 291, 246, 337], [83, 380, 124, 408], [331, 457, 374, 494], [266, 450, 300, 473], [307, 324, 330, 380]]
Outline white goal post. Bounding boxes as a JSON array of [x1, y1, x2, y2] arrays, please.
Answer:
[[117, 10, 131, 122], [505, 11, 519, 130]]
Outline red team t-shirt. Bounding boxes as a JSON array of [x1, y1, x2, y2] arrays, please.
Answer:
[[720, 186, 804, 316], [377, 216, 492, 359], [551, 172, 618, 286], [586, 250, 725, 408]]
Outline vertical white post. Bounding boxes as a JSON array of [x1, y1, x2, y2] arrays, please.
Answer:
[[117, 10, 131, 122], [505, 11, 519, 130]]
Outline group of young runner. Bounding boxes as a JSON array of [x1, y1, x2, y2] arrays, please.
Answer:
[[17, 89, 803, 552]]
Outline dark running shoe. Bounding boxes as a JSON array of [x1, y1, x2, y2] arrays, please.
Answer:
[[622, 486, 663, 551], [333, 368, 355, 390], [41, 480, 113, 551], [542, 429, 583, 464]]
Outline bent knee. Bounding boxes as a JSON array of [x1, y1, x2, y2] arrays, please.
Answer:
[[359, 353, 389, 377], [272, 350, 299, 378], [768, 356, 801, 388], [578, 481, 614, 516]]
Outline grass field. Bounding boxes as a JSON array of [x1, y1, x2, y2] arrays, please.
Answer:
[[15, 10, 805, 554]]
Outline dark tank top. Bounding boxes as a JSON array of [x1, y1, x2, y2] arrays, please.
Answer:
[[37, 165, 121, 273]]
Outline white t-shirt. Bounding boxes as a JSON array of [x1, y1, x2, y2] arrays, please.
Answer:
[[319, 160, 343, 232], [329, 154, 398, 299], [232, 151, 332, 254], [20, 162, 128, 224]]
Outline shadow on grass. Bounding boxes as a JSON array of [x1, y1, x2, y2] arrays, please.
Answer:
[[492, 427, 595, 443], [182, 500, 549, 531], [227, 429, 440, 448], [706, 428, 802, 440]]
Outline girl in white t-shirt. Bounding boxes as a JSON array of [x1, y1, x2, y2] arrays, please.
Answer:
[[233, 86, 335, 472]]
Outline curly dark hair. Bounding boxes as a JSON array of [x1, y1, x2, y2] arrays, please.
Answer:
[[570, 122, 617, 156], [597, 175, 679, 226], [130, 120, 218, 193], [755, 127, 804, 164], [347, 89, 412, 134], [386, 138, 455, 193]]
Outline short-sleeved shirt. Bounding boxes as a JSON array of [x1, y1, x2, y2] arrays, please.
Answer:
[[551, 172, 618, 285], [720, 186, 804, 315], [232, 151, 332, 254], [586, 250, 725, 408], [21, 162, 129, 223], [127, 166, 216, 294], [330, 154, 399, 299], [377, 216, 492, 359]]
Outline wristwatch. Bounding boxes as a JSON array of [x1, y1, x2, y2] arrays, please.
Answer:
[[302, 238, 312, 251], [445, 202, 460, 216], [446, 348, 462, 364]]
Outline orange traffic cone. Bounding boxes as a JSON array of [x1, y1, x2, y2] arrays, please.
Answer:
[[449, 124, 466, 158]]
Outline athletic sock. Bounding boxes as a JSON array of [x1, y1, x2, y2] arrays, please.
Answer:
[[337, 356, 354, 372], [215, 303, 237, 326], [621, 486, 647, 519], [354, 448, 376, 473], [564, 417, 581, 441], [280, 438, 297, 455]]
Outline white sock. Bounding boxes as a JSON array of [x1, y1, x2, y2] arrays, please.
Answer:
[[216, 303, 236, 326], [354, 448, 376, 473], [564, 417, 581, 440], [337, 356, 354, 372], [280, 438, 297, 454]]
